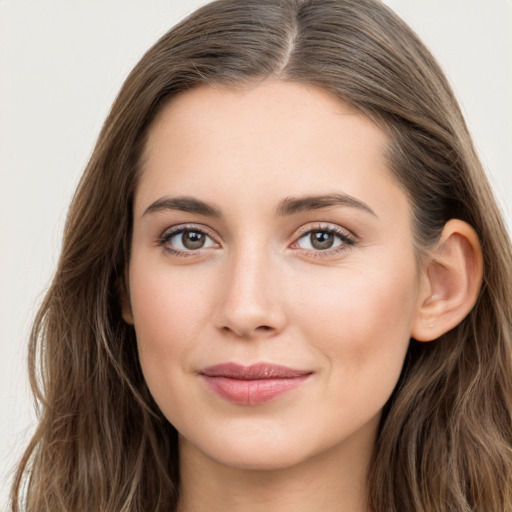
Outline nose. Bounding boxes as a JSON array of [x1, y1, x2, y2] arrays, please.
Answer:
[[212, 248, 287, 339]]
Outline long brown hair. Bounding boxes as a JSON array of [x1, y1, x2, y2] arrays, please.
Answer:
[[11, 0, 512, 510]]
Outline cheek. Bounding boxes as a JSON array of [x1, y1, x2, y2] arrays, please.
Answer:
[[292, 255, 418, 377], [128, 261, 214, 380]]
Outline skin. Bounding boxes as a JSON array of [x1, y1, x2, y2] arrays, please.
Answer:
[[125, 80, 430, 512]]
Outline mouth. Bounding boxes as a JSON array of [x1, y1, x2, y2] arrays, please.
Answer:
[[199, 362, 313, 405]]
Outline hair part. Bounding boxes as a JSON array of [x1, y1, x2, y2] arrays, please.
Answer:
[[12, 1, 512, 511]]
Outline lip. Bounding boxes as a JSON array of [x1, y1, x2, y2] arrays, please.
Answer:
[[199, 363, 313, 405]]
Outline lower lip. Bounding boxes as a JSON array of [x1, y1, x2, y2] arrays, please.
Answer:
[[201, 375, 310, 405]]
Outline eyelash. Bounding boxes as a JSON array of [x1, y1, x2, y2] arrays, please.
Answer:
[[292, 224, 356, 257], [157, 224, 219, 257], [156, 223, 356, 258]]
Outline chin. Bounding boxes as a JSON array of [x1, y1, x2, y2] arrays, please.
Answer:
[[180, 425, 320, 472], [207, 445, 313, 472]]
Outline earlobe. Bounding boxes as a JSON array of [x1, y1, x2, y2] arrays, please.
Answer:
[[411, 219, 483, 342], [119, 276, 134, 325]]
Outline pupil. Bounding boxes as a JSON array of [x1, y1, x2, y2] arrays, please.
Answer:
[[311, 231, 334, 250], [183, 231, 205, 249]]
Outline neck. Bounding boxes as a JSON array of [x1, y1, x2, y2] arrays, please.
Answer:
[[177, 423, 376, 512]]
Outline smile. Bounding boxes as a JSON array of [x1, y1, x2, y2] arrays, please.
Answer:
[[199, 363, 313, 405]]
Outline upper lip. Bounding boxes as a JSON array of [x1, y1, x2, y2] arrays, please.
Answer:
[[200, 362, 312, 380]]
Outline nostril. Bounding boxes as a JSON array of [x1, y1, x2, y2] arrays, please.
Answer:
[[221, 324, 274, 337]]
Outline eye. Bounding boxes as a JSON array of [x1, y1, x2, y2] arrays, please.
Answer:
[[160, 227, 218, 253], [293, 226, 354, 253], [297, 230, 341, 250]]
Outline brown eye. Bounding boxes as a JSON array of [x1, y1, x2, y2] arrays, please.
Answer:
[[182, 231, 206, 249], [295, 227, 352, 252], [162, 228, 217, 252], [310, 231, 335, 250]]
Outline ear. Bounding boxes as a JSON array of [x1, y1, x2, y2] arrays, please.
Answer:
[[119, 274, 134, 325], [411, 219, 483, 342]]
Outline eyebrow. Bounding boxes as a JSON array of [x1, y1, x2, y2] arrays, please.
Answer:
[[276, 193, 377, 217], [142, 196, 222, 218], [142, 192, 376, 219]]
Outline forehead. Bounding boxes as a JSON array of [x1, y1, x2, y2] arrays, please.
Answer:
[[145, 80, 379, 156], [136, 80, 407, 220]]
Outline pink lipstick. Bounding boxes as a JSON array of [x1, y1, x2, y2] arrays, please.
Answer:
[[200, 363, 312, 405]]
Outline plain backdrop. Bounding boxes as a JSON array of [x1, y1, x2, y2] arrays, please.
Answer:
[[1, 0, 511, 508]]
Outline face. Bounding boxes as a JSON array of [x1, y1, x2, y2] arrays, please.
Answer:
[[126, 80, 424, 471]]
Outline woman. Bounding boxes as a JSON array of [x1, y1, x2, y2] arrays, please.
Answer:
[[11, 0, 512, 511]]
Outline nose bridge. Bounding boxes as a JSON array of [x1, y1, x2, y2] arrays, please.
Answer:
[[214, 239, 285, 337]]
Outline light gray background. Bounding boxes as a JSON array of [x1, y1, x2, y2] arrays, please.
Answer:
[[1, 1, 511, 508]]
